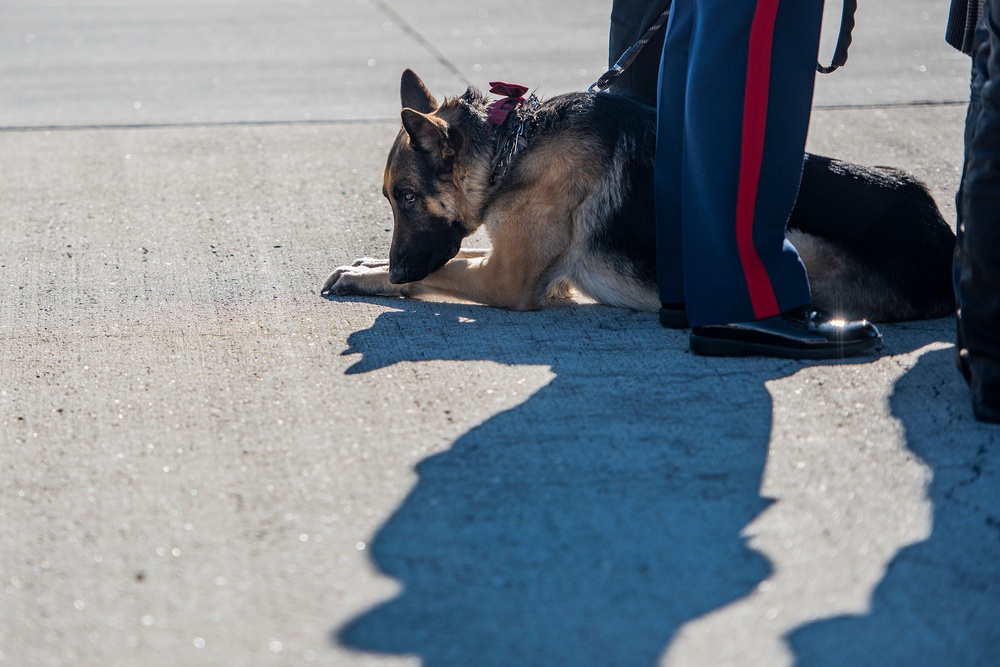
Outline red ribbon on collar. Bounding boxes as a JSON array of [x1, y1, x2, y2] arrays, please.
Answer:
[[487, 81, 530, 127]]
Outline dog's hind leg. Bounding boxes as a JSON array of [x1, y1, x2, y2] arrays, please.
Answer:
[[789, 154, 956, 321], [789, 230, 923, 322], [563, 253, 660, 311]]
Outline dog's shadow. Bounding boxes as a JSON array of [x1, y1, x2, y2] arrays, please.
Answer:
[[330, 299, 947, 666]]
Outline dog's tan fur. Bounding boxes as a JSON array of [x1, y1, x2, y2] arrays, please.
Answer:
[[324, 75, 631, 312]]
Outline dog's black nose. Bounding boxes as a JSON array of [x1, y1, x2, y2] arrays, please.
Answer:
[[389, 265, 409, 284]]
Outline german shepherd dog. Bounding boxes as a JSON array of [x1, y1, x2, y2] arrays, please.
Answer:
[[321, 69, 955, 321]]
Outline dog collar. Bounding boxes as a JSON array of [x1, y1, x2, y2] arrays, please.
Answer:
[[487, 81, 539, 185]]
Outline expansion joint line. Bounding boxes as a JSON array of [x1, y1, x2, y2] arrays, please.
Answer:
[[367, 0, 473, 88]]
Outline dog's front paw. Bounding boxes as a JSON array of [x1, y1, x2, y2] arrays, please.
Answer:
[[351, 257, 390, 268], [321, 261, 402, 298]]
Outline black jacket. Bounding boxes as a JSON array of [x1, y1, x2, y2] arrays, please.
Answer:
[[947, 0, 984, 54]]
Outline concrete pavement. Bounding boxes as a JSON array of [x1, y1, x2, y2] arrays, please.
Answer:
[[1, 1, 998, 666]]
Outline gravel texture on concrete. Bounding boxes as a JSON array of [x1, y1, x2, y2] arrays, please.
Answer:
[[1, 1, 998, 666]]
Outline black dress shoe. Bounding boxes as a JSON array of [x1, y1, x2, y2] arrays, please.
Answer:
[[955, 313, 973, 385], [689, 306, 882, 360], [973, 395, 1000, 424], [659, 303, 690, 329], [955, 312, 1000, 423]]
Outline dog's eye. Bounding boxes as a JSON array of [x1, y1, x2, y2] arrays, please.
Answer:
[[393, 189, 417, 207]]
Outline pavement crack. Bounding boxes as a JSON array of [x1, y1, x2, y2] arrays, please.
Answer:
[[814, 99, 967, 111], [368, 0, 472, 88], [0, 118, 398, 134]]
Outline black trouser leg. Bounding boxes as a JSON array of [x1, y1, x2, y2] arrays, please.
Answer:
[[608, 0, 670, 106], [956, 0, 1000, 422]]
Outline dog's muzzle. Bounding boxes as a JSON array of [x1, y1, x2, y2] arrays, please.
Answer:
[[389, 265, 409, 284]]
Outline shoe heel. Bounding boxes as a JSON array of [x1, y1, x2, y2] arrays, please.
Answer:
[[659, 307, 690, 329], [689, 333, 744, 357]]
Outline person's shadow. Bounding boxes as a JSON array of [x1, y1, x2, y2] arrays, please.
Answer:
[[329, 299, 942, 666], [787, 346, 1000, 666]]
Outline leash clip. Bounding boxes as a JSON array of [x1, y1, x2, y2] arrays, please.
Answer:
[[589, 64, 624, 93], [590, 6, 670, 93]]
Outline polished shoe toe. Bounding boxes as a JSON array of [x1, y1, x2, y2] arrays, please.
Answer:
[[689, 306, 882, 360]]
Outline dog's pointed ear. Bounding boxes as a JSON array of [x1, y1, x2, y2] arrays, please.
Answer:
[[400, 69, 438, 113], [401, 108, 455, 167]]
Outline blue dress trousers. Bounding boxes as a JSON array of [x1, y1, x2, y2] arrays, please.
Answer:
[[654, 0, 825, 327]]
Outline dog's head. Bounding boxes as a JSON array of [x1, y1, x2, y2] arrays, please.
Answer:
[[382, 70, 490, 284]]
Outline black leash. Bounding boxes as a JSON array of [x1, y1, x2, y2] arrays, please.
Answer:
[[590, 6, 671, 93], [817, 0, 858, 74], [590, 0, 858, 93]]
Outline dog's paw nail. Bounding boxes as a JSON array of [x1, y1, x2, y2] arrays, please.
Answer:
[[321, 269, 347, 295], [331, 277, 360, 296]]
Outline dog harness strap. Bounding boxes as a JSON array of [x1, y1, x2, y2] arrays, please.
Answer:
[[735, 0, 782, 319], [487, 82, 539, 185]]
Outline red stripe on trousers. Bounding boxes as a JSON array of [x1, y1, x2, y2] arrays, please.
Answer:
[[735, 0, 782, 319]]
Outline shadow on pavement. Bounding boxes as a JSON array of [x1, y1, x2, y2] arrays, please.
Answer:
[[788, 346, 1000, 666], [329, 300, 945, 666]]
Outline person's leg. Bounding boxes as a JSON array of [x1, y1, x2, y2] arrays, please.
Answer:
[[954, 16, 988, 384], [679, 0, 819, 327], [654, 0, 695, 325], [673, 0, 880, 358], [608, 0, 671, 105], [956, 0, 1000, 422]]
